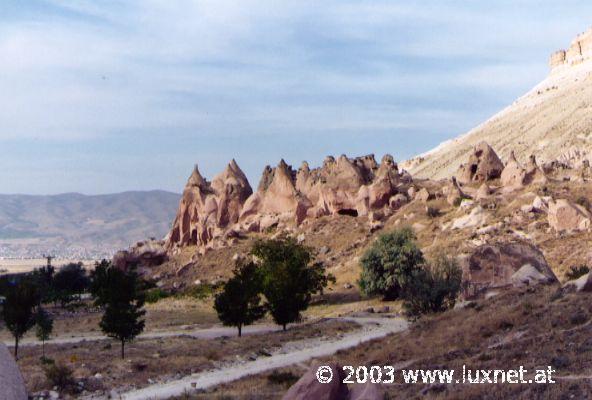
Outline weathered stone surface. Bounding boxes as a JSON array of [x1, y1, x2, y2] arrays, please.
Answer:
[[168, 153, 412, 251], [457, 142, 504, 184], [461, 242, 558, 299], [501, 151, 527, 189], [282, 362, 348, 400], [0, 343, 27, 400], [475, 183, 493, 201], [349, 382, 385, 400], [450, 206, 488, 230], [444, 177, 467, 206], [550, 27, 592, 70], [415, 188, 431, 203], [113, 239, 168, 270], [548, 199, 591, 232]]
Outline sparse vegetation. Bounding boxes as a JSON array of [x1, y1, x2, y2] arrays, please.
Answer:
[[145, 288, 171, 303], [44, 362, 75, 392], [426, 206, 440, 218], [35, 306, 53, 359], [402, 253, 462, 318], [359, 227, 424, 300]]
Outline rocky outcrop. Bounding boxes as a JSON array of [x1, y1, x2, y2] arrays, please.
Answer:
[[500, 151, 527, 189], [167, 153, 412, 251], [0, 343, 27, 400], [457, 142, 504, 184], [461, 242, 558, 299], [282, 362, 384, 400], [548, 199, 591, 232], [167, 161, 253, 250], [550, 28, 592, 70], [113, 239, 168, 270]]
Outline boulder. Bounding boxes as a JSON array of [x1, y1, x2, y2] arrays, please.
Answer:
[[475, 183, 493, 201], [282, 363, 348, 400], [501, 151, 527, 189], [461, 242, 558, 299], [444, 177, 467, 206], [0, 343, 28, 400], [113, 240, 168, 270], [389, 193, 408, 210], [451, 206, 488, 230], [457, 142, 504, 184], [349, 383, 385, 400], [415, 188, 431, 203], [548, 199, 591, 232]]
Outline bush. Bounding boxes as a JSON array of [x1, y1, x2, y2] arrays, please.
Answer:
[[179, 282, 222, 300], [145, 288, 170, 304], [566, 265, 590, 281], [402, 253, 462, 319], [359, 228, 424, 300], [44, 363, 75, 391]]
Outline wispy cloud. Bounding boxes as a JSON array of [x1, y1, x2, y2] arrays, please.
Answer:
[[0, 0, 591, 193]]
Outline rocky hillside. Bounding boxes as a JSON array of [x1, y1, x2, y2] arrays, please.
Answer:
[[403, 27, 592, 180], [0, 191, 179, 259]]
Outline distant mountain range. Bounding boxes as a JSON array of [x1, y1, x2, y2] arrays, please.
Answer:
[[0, 191, 180, 259]]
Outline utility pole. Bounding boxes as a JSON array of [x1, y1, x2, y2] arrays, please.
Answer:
[[43, 254, 54, 269]]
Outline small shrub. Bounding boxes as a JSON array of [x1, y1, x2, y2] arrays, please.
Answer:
[[179, 283, 221, 300], [402, 253, 462, 319], [145, 288, 170, 304], [426, 207, 440, 218], [566, 265, 590, 281], [267, 371, 299, 386], [44, 363, 75, 391]]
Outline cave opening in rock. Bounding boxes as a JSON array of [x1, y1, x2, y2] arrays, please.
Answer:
[[337, 209, 358, 217]]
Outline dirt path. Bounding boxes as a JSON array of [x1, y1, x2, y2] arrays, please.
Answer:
[[106, 317, 408, 400], [3, 323, 283, 347]]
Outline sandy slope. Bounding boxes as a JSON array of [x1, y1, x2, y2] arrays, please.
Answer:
[[402, 60, 592, 180]]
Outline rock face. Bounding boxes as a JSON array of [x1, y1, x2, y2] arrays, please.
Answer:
[[550, 28, 592, 70], [113, 239, 168, 270], [167, 154, 412, 251], [167, 161, 253, 249], [0, 343, 28, 400], [500, 151, 527, 189], [461, 242, 558, 299], [457, 142, 504, 184], [548, 199, 592, 232]]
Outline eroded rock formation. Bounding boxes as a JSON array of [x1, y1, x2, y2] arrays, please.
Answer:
[[461, 242, 558, 299], [548, 199, 592, 232], [457, 142, 504, 184], [167, 154, 412, 251], [550, 28, 592, 70]]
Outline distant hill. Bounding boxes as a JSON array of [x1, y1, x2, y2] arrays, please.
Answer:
[[0, 190, 180, 259]]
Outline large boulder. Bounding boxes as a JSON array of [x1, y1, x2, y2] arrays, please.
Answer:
[[113, 239, 168, 270], [282, 363, 348, 400], [0, 343, 27, 400], [461, 242, 558, 299], [501, 151, 527, 189], [457, 142, 504, 184], [282, 363, 384, 400], [548, 199, 591, 232]]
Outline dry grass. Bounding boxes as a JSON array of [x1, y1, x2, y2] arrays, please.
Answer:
[[196, 286, 592, 399], [15, 319, 359, 396]]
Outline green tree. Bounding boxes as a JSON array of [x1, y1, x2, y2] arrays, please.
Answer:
[[359, 227, 424, 300], [53, 263, 89, 307], [2, 280, 39, 358], [402, 253, 462, 319], [252, 238, 334, 331], [35, 306, 53, 358], [91, 262, 146, 359], [214, 261, 266, 337]]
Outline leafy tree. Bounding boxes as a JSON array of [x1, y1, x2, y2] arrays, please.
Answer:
[[214, 261, 266, 337], [252, 238, 334, 331], [36, 306, 53, 358], [402, 253, 462, 319], [359, 227, 424, 300], [29, 266, 55, 304], [53, 263, 89, 306], [2, 280, 39, 358], [91, 261, 146, 359]]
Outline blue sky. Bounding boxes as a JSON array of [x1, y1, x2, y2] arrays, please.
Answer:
[[1, 1, 591, 194]]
